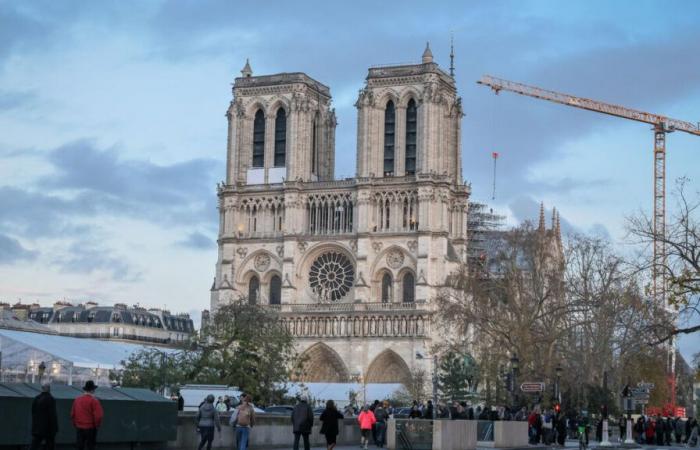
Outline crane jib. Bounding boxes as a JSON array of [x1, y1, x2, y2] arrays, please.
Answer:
[[477, 75, 700, 135]]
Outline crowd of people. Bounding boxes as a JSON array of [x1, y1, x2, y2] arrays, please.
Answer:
[[631, 415, 699, 446]]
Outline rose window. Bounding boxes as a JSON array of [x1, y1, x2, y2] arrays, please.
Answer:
[[309, 251, 355, 302]]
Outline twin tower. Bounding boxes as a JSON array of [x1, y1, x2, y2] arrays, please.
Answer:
[[211, 45, 470, 385], [225, 44, 463, 186]]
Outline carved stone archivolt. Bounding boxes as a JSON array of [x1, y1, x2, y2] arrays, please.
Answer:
[[254, 253, 271, 272], [386, 249, 405, 269]]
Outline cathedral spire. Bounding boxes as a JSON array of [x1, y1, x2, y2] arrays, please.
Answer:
[[241, 58, 253, 77], [555, 211, 562, 243], [422, 42, 433, 64], [551, 207, 557, 230], [538, 201, 546, 232], [449, 33, 455, 77]]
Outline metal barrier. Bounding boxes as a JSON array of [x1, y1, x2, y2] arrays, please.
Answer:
[[477, 420, 494, 441], [394, 419, 433, 450]]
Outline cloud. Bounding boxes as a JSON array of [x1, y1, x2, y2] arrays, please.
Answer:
[[52, 237, 142, 282], [177, 231, 215, 250], [0, 90, 36, 111], [0, 233, 37, 264], [0, 140, 220, 240]]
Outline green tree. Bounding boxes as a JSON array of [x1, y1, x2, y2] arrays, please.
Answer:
[[438, 351, 480, 400], [117, 300, 297, 404]]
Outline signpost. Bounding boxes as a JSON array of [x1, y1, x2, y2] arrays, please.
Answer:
[[520, 382, 545, 393]]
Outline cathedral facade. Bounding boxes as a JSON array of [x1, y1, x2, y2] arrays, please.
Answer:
[[210, 45, 469, 385]]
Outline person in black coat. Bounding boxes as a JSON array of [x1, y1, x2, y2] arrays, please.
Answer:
[[320, 400, 344, 450], [291, 397, 314, 450], [30, 383, 58, 450]]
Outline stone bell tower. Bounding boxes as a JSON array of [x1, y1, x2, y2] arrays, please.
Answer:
[[355, 43, 463, 183], [225, 59, 337, 186]]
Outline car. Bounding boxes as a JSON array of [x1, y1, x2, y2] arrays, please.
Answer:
[[264, 405, 295, 415], [393, 407, 412, 418]]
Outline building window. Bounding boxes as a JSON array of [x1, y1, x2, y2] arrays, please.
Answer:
[[252, 109, 265, 167], [381, 273, 392, 303], [248, 275, 260, 304], [269, 275, 282, 305], [384, 101, 395, 176], [312, 114, 319, 174], [402, 272, 415, 303], [274, 108, 286, 167], [405, 99, 417, 175], [309, 251, 355, 302]]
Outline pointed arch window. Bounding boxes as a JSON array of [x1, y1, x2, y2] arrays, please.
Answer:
[[248, 275, 260, 305], [252, 109, 265, 167], [405, 99, 417, 175], [312, 113, 319, 175], [383, 101, 395, 176], [269, 275, 281, 305], [402, 272, 415, 303], [381, 273, 392, 303], [274, 108, 286, 167]]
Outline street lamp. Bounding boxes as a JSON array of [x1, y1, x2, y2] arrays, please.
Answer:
[[510, 354, 519, 408], [554, 364, 562, 403]]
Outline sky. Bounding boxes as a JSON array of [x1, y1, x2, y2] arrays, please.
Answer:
[[0, 1, 698, 357]]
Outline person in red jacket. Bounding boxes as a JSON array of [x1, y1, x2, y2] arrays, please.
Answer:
[[71, 380, 104, 450], [357, 405, 376, 450]]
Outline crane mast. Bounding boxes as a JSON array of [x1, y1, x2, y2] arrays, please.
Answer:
[[478, 74, 700, 414]]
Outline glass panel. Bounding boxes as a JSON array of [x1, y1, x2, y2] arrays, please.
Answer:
[[405, 99, 417, 175], [269, 275, 281, 305], [248, 276, 260, 304], [252, 109, 265, 167], [403, 273, 415, 303], [381, 273, 392, 303], [274, 108, 286, 167], [384, 101, 395, 176]]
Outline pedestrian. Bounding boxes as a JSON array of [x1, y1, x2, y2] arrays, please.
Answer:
[[357, 405, 377, 450], [556, 411, 567, 446], [30, 383, 58, 450], [373, 401, 389, 448], [231, 394, 256, 450], [656, 417, 665, 445], [645, 418, 656, 445], [177, 392, 184, 411], [665, 417, 673, 446], [196, 394, 220, 450], [408, 400, 421, 419], [687, 418, 699, 447], [674, 417, 683, 444], [291, 396, 314, 450], [619, 416, 626, 443], [320, 400, 344, 450], [224, 395, 232, 411], [71, 380, 104, 450], [423, 400, 434, 419]]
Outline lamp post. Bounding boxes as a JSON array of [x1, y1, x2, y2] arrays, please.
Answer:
[[510, 354, 519, 408], [554, 364, 562, 403]]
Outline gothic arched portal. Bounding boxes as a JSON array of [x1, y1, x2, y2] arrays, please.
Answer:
[[365, 349, 411, 384], [295, 342, 350, 382]]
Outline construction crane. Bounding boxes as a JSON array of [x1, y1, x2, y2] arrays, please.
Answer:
[[477, 75, 700, 306], [477, 74, 700, 413]]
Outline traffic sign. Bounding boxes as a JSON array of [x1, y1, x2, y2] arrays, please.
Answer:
[[520, 382, 545, 392]]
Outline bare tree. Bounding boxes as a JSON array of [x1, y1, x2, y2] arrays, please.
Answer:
[[627, 178, 700, 344]]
